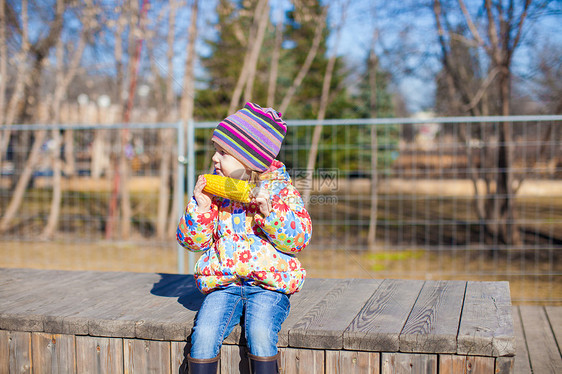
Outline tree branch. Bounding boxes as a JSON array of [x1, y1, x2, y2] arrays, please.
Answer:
[[457, 0, 485, 46]]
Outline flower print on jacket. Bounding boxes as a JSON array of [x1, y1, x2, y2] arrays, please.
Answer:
[[177, 160, 312, 295]]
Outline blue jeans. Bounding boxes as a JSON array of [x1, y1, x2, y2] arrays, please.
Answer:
[[190, 284, 291, 359]]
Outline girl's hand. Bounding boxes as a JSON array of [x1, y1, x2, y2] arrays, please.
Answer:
[[194, 175, 213, 212], [252, 186, 271, 217]]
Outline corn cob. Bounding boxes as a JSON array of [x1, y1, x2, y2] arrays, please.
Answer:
[[202, 174, 255, 203]]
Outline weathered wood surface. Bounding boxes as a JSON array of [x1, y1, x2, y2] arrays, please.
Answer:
[[75, 336, 124, 374], [439, 355, 495, 374], [511, 306, 531, 374], [325, 350, 379, 374], [288, 278, 383, 349], [400, 280, 466, 353], [381, 353, 437, 374], [123, 339, 171, 373], [457, 281, 515, 356], [344, 279, 424, 351], [31, 332, 76, 374], [518, 305, 562, 374], [0, 268, 517, 359]]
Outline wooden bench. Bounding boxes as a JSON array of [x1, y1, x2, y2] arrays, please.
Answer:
[[0, 268, 516, 373]]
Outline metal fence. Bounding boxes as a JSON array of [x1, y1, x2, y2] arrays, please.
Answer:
[[1, 115, 561, 304]]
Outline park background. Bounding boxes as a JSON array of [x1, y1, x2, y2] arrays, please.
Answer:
[[0, 0, 560, 305]]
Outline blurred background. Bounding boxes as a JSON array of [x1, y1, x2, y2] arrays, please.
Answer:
[[0, 0, 560, 305]]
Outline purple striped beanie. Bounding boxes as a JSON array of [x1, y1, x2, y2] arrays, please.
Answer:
[[212, 102, 287, 172]]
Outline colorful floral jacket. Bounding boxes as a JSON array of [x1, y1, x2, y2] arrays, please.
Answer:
[[177, 160, 312, 295]]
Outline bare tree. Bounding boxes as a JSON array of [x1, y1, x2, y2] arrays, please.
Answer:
[[302, 2, 347, 206], [266, 20, 283, 108], [0, 0, 67, 234], [0, 0, 31, 169], [106, 0, 129, 239], [432, 0, 541, 246], [154, 0, 177, 239], [168, 0, 199, 237], [106, 0, 149, 239], [41, 0, 90, 239], [278, 6, 327, 115], [228, 0, 269, 113]]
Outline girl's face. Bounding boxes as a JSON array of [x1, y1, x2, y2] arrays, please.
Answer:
[[212, 143, 250, 180]]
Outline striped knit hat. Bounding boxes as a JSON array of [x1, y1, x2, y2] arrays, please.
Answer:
[[212, 102, 287, 172]]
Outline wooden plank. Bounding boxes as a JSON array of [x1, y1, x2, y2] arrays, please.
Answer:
[[511, 306, 531, 374], [463, 356, 495, 374], [87, 273, 164, 338], [289, 278, 382, 349], [0, 330, 10, 373], [400, 280, 466, 353], [457, 281, 515, 357], [31, 332, 76, 374], [545, 306, 562, 352], [439, 355, 495, 374], [75, 335, 124, 374], [519, 305, 562, 373], [496, 357, 515, 374], [344, 279, 424, 351], [0, 270, 114, 334], [381, 352, 437, 374], [43, 271, 127, 335], [279, 347, 324, 374], [171, 341, 189, 374], [0, 270, 94, 333], [7, 331, 32, 374], [220, 344, 250, 374], [123, 338, 171, 374], [222, 278, 335, 346], [325, 350, 379, 373], [0, 268, 79, 299], [45, 271, 161, 338], [134, 274, 202, 341], [439, 355, 466, 374]]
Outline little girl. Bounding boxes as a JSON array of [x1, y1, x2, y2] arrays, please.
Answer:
[[177, 102, 312, 373]]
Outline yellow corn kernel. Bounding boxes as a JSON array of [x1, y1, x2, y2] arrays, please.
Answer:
[[203, 174, 255, 203]]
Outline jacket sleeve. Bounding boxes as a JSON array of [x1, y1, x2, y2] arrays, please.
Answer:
[[176, 196, 219, 252], [254, 182, 312, 254]]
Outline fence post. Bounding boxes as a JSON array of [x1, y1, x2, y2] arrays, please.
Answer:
[[176, 121, 186, 274], [186, 119, 196, 274]]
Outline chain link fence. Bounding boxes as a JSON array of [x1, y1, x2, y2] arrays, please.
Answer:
[[1, 116, 561, 304]]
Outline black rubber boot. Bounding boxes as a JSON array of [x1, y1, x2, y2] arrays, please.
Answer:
[[187, 353, 220, 374], [248, 352, 280, 374]]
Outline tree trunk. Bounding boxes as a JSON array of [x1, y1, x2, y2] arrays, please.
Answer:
[[169, 0, 199, 236], [119, 0, 144, 239], [301, 52, 335, 206], [0, 0, 30, 172], [495, 69, 520, 245], [278, 6, 327, 115], [228, 0, 268, 113], [302, 2, 344, 207], [156, 0, 177, 239], [243, 0, 270, 104], [433, 0, 530, 247], [41, 129, 63, 239], [41, 0, 88, 239], [106, 0, 128, 239], [266, 21, 282, 108], [0, 131, 46, 233]]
